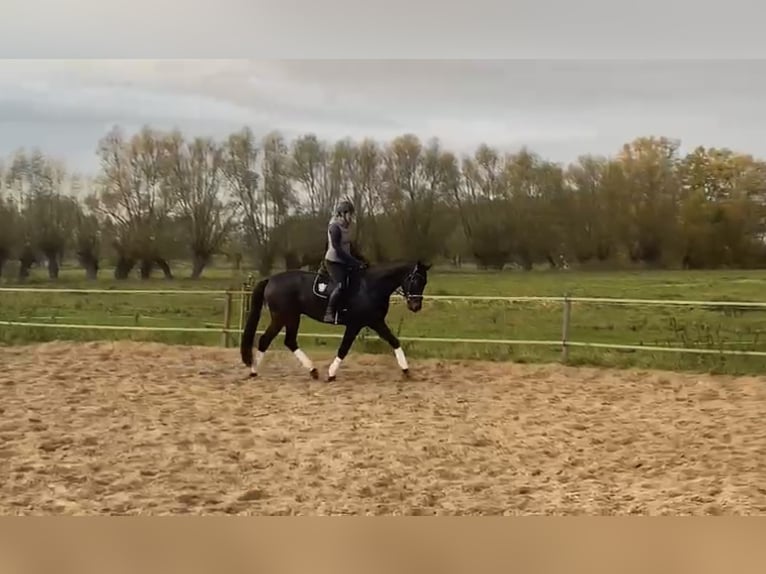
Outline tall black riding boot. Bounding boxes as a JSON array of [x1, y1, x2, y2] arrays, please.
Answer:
[[324, 286, 342, 323]]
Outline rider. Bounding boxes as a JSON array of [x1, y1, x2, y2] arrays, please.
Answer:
[[323, 198, 367, 324]]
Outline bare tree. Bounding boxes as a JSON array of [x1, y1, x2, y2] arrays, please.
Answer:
[[164, 132, 237, 278], [503, 148, 567, 269], [564, 155, 623, 263], [260, 131, 297, 272], [4, 149, 78, 279], [380, 135, 450, 261], [96, 125, 177, 279], [290, 133, 336, 216], [340, 138, 386, 260], [222, 128, 294, 275], [0, 159, 19, 278], [453, 145, 514, 269], [69, 177, 103, 280]]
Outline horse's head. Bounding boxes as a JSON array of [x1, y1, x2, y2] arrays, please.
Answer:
[[401, 261, 431, 312]]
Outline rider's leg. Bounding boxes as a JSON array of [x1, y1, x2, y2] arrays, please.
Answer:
[[324, 261, 348, 323]]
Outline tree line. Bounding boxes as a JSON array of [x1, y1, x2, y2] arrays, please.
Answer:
[[1, 125, 765, 281]]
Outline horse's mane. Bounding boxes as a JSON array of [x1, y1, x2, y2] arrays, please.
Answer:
[[366, 260, 416, 279]]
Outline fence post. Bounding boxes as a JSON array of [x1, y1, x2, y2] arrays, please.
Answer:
[[561, 293, 572, 363], [221, 290, 232, 347]]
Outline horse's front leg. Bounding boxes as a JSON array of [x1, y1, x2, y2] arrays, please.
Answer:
[[370, 319, 410, 378], [327, 323, 362, 382]]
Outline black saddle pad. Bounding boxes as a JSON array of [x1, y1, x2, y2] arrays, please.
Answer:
[[312, 270, 335, 299]]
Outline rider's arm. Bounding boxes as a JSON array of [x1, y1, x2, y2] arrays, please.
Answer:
[[329, 223, 362, 266], [350, 242, 368, 266]]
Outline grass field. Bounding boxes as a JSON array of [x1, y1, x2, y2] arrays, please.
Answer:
[[4, 263, 766, 374]]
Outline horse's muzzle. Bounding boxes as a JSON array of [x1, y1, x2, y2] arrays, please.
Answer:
[[406, 298, 423, 312]]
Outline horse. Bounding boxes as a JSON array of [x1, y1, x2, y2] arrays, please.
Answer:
[[239, 260, 431, 382]]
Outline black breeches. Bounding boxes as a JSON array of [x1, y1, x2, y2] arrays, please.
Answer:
[[326, 260, 349, 290], [325, 261, 351, 311]]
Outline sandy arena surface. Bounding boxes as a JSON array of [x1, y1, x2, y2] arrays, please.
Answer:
[[1, 340, 765, 515]]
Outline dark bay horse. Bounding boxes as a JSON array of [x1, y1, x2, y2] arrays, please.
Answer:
[[240, 260, 431, 381]]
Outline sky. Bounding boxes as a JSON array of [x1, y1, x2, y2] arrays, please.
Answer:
[[2, 59, 766, 175], [1, 1, 766, 175]]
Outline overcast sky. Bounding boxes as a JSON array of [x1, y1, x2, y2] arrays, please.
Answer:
[[2, 0, 766, 174], [2, 59, 766, 175]]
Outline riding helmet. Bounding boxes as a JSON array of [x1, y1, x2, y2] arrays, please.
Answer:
[[335, 199, 355, 216]]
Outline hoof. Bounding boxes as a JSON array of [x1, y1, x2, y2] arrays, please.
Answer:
[[249, 371, 258, 378], [327, 375, 336, 383], [309, 368, 319, 380], [402, 368, 410, 379]]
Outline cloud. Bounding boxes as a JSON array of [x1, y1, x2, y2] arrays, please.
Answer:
[[3, 0, 766, 58], [0, 59, 765, 173]]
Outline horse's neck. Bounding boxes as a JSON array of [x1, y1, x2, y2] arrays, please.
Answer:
[[371, 264, 409, 297]]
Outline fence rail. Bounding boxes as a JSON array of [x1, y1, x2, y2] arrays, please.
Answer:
[[3, 286, 766, 361], [3, 287, 766, 308]]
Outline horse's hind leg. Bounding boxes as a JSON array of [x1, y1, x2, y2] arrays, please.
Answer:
[[283, 315, 318, 380], [250, 312, 284, 377]]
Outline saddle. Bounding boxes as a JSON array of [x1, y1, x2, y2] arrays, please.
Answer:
[[311, 265, 366, 305]]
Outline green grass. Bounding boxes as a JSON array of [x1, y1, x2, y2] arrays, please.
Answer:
[[4, 263, 766, 375]]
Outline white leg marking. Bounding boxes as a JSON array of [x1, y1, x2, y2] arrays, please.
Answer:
[[328, 356, 342, 378], [251, 350, 265, 374], [293, 348, 314, 370], [394, 347, 409, 370]]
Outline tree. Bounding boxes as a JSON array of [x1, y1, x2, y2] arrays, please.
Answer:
[[615, 136, 683, 266], [68, 176, 103, 280], [8, 124, 766, 278], [564, 155, 622, 264], [96, 125, 177, 279], [222, 128, 294, 276], [0, 159, 19, 278], [380, 135, 450, 261], [678, 146, 766, 267], [285, 133, 337, 269], [164, 132, 237, 278], [290, 133, 335, 216], [503, 148, 567, 269], [454, 144, 514, 269], [4, 149, 78, 279], [342, 138, 386, 260]]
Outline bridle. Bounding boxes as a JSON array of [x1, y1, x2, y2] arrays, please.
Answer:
[[395, 265, 426, 303]]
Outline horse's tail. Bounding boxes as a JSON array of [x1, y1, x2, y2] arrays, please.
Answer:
[[240, 278, 269, 366]]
